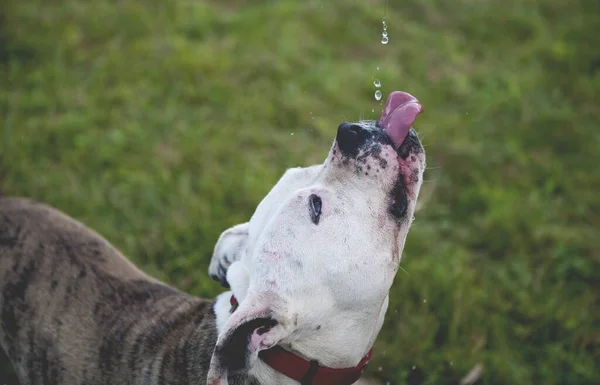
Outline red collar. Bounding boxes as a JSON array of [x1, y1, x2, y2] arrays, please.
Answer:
[[229, 294, 373, 385]]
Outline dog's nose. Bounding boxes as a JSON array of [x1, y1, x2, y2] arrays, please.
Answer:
[[337, 122, 368, 156]]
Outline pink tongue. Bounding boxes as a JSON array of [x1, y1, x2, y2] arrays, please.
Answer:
[[379, 91, 423, 148]]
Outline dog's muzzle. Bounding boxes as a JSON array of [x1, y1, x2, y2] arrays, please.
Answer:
[[336, 91, 423, 159]]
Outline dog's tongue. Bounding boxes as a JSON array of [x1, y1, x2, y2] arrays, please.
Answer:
[[379, 91, 423, 148]]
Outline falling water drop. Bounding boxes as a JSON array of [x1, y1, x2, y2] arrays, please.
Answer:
[[381, 19, 389, 44], [373, 79, 381, 88], [374, 90, 382, 101]]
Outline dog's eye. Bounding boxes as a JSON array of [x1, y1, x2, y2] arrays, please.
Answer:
[[308, 194, 322, 225]]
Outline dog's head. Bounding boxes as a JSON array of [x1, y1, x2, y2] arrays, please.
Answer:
[[208, 91, 425, 384]]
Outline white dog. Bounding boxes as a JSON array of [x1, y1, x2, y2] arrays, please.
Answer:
[[0, 91, 424, 385], [208, 91, 426, 385]]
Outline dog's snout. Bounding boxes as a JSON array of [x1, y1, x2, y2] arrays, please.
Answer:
[[337, 122, 368, 157]]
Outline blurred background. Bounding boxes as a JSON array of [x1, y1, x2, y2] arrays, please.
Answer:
[[1, 0, 599, 384]]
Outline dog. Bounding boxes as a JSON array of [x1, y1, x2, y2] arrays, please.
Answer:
[[0, 90, 426, 385]]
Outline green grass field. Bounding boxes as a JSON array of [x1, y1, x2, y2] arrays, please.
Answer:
[[1, 0, 599, 384]]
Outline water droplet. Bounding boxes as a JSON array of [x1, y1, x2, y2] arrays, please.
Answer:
[[374, 90, 382, 101], [381, 36, 389, 45], [382, 20, 387, 30], [382, 31, 388, 38], [376, 66, 380, 71], [423, 299, 427, 303], [373, 78, 381, 88], [290, 133, 294, 136], [412, 365, 416, 370], [378, 366, 383, 372], [371, 109, 375, 113]]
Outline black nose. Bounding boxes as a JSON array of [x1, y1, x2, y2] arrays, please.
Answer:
[[336, 122, 368, 157]]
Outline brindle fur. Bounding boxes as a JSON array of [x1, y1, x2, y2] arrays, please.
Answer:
[[0, 197, 258, 385]]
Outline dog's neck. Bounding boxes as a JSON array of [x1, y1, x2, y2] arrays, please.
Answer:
[[213, 292, 388, 384]]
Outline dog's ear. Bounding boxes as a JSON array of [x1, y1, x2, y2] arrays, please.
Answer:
[[209, 222, 249, 288], [207, 293, 291, 385]]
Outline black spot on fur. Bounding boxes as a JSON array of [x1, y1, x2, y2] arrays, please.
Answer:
[[411, 169, 420, 183], [355, 143, 390, 170], [215, 317, 278, 374], [397, 129, 423, 160], [389, 179, 409, 219]]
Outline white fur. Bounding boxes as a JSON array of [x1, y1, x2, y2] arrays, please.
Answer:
[[208, 127, 425, 385]]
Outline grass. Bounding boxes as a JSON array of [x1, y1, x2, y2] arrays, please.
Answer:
[[1, 0, 599, 384]]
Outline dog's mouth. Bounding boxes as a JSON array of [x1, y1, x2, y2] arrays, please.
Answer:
[[335, 91, 424, 160]]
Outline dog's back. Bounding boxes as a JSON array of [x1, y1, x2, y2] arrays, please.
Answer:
[[0, 197, 218, 385]]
